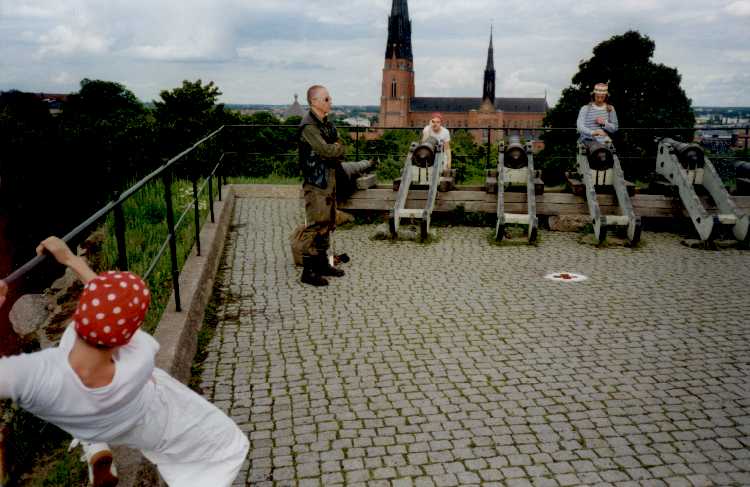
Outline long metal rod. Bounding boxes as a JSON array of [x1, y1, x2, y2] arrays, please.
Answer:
[[224, 123, 739, 131], [192, 177, 202, 257], [2, 126, 225, 286]]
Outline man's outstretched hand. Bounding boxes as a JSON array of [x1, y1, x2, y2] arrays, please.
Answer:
[[0, 280, 7, 308]]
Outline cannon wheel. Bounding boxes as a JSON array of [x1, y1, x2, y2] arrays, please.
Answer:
[[596, 225, 607, 245], [495, 223, 505, 242], [628, 217, 642, 246], [528, 225, 538, 244], [388, 213, 397, 239]]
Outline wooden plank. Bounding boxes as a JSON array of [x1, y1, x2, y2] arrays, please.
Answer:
[[340, 187, 750, 218]]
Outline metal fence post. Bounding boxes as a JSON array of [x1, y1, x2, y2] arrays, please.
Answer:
[[112, 191, 128, 271], [162, 170, 181, 312], [192, 176, 201, 257], [486, 126, 492, 168], [208, 174, 215, 223], [356, 127, 360, 160], [745, 126, 748, 152], [217, 161, 223, 202]]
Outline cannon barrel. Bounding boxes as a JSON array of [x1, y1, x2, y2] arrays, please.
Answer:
[[503, 135, 529, 169], [734, 160, 750, 179], [661, 138, 705, 169], [341, 159, 375, 179], [583, 140, 614, 171], [413, 136, 438, 168]]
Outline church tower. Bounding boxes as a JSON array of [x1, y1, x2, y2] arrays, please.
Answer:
[[379, 0, 415, 127], [480, 27, 496, 111]]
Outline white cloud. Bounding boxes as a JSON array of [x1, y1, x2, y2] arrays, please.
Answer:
[[0, 0, 749, 105], [51, 71, 74, 84], [37, 25, 111, 56], [725, 0, 750, 16]]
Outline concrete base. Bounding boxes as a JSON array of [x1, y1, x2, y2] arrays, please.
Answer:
[[115, 185, 237, 487]]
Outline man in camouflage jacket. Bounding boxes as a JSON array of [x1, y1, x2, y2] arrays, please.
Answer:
[[297, 85, 346, 286]]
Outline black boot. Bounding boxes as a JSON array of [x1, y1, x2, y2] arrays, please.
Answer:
[[318, 255, 345, 277], [301, 256, 329, 286]]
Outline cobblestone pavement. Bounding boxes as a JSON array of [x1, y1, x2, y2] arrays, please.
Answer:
[[199, 197, 750, 487]]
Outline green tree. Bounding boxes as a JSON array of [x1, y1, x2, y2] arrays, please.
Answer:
[[62, 79, 156, 199], [153, 80, 230, 160], [540, 30, 695, 181], [0, 91, 64, 269]]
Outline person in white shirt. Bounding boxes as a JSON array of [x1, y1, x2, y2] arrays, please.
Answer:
[[414, 112, 452, 183], [0, 237, 249, 487]]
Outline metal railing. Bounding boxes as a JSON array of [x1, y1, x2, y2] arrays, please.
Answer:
[[2, 127, 229, 312], [3, 123, 748, 306]]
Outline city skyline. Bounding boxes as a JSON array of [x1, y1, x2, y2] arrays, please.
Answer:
[[1, 0, 749, 106]]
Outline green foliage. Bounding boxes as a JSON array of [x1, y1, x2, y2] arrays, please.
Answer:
[[99, 177, 215, 335], [5, 404, 87, 486], [451, 130, 489, 183], [375, 157, 402, 181], [222, 111, 299, 178], [541, 30, 695, 181], [153, 80, 231, 161]]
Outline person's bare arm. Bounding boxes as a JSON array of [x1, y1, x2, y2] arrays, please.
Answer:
[[36, 237, 97, 283]]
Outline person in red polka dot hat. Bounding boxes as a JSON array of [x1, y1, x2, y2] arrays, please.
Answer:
[[0, 237, 248, 487], [73, 270, 151, 348]]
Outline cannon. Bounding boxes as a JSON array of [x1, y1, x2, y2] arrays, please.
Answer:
[[492, 136, 539, 243], [576, 139, 641, 245], [583, 140, 615, 171], [389, 140, 446, 240], [412, 136, 438, 168], [335, 159, 378, 201], [655, 138, 748, 243]]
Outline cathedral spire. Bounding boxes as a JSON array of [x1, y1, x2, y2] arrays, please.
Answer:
[[483, 26, 495, 105], [486, 25, 494, 71], [385, 0, 413, 61]]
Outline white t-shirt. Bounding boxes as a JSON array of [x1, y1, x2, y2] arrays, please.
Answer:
[[0, 324, 158, 442], [0, 325, 248, 468], [422, 125, 450, 145]]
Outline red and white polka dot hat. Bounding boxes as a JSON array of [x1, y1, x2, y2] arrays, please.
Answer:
[[72, 271, 151, 347]]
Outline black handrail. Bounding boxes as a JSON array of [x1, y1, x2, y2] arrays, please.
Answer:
[[2, 126, 227, 303], [4, 122, 747, 294]]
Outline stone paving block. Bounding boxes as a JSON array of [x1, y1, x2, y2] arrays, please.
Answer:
[[203, 198, 750, 487]]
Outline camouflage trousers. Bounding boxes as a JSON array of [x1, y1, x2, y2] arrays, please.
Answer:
[[299, 182, 336, 258]]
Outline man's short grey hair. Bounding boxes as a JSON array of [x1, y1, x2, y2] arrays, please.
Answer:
[[307, 85, 326, 104]]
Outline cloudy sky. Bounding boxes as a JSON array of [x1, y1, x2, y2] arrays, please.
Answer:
[[1, 0, 749, 107]]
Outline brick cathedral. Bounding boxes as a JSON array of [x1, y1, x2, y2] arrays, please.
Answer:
[[378, 0, 547, 142]]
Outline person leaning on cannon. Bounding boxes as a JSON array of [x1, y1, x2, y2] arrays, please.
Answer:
[[576, 82, 619, 145], [297, 84, 348, 287]]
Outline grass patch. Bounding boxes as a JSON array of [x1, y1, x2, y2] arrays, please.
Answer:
[[98, 176, 216, 334], [486, 225, 541, 247], [5, 403, 87, 487]]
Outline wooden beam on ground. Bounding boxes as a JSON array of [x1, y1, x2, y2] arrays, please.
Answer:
[[338, 187, 750, 219]]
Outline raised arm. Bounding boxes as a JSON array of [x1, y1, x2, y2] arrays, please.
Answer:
[[36, 237, 97, 284]]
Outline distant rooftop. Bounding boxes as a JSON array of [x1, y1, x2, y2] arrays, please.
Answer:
[[410, 97, 548, 113], [283, 94, 305, 119]]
